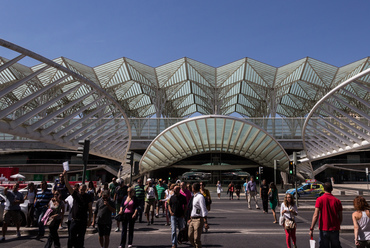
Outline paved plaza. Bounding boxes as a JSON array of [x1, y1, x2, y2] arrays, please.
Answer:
[[1, 186, 365, 248]]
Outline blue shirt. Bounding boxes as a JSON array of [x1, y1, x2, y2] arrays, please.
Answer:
[[247, 181, 257, 192], [5, 190, 23, 211], [35, 189, 53, 208]]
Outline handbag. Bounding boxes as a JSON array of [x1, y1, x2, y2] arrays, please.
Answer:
[[284, 207, 296, 229], [279, 215, 285, 226], [284, 218, 296, 229]]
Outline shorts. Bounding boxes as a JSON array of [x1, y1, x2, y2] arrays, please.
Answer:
[[116, 203, 121, 214], [97, 223, 112, 236], [3, 210, 22, 225], [144, 200, 156, 213]]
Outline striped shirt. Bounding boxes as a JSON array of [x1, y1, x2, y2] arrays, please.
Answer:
[[134, 184, 145, 201], [35, 189, 53, 208]]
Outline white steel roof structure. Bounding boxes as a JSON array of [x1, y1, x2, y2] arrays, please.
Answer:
[[0, 39, 131, 162], [140, 115, 291, 175], [303, 67, 370, 168], [2, 43, 369, 119]]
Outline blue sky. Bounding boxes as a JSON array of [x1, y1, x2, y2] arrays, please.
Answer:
[[1, 0, 369, 68]]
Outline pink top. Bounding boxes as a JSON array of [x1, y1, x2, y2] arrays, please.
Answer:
[[124, 199, 134, 213], [180, 188, 192, 204]]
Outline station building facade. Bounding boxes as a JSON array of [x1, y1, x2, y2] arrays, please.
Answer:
[[0, 39, 369, 184]]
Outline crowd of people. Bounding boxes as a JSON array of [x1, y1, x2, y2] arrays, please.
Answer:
[[0, 172, 211, 248], [3, 174, 370, 248]]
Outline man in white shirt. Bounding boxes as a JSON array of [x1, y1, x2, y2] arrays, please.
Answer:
[[188, 182, 208, 248]]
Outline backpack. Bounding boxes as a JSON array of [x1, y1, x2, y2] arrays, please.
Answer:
[[147, 186, 155, 199]]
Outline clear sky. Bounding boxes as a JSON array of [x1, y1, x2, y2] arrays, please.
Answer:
[[1, 0, 369, 68]]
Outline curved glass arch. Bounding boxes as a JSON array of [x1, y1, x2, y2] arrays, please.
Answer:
[[303, 67, 370, 165], [140, 115, 290, 173]]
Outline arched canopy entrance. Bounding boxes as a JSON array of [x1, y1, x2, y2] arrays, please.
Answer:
[[140, 115, 290, 174]]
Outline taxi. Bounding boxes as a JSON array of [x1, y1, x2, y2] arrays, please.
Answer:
[[285, 179, 324, 198]]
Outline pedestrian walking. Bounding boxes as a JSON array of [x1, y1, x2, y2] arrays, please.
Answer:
[[164, 183, 175, 226], [65, 184, 79, 234], [63, 170, 93, 248], [281, 193, 298, 248], [200, 182, 211, 211], [168, 185, 187, 248], [44, 192, 64, 248], [92, 190, 115, 248], [1, 183, 24, 242], [235, 182, 241, 200], [25, 182, 36, 227], [144, 179, 158, 225], [156, 179, 167, 218], [247, 176, 259, 209], [114, 180, 128, 232], [180, 181, 192, 204], [188, 182, 209, 248], [87, 181, 96, 202], [134, 179, 145, 223], [53, 173, 68, 230], [352, 196, 370, 247], [268, 182, 279, 223], [260, 179, 269, 213], [119, 187, 138, 248], [309, 182, 343, 248], [228, 181, 234, 200], [35, 181, 53, 240], [216, 181, 222, 199], [108, 177, 117, 201], [243, 179, 249, 201]]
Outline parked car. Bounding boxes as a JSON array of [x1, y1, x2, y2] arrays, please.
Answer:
[[0, 193, 29, 226], [285, 183, 324, 198], [18, 182, 54, 197]]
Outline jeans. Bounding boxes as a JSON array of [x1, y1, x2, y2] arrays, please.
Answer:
[[44, 219, 61, 248], [171, 216, 185, 245], [319, 230, 342, 248], [36, 207, 47, 236], [120, 213, 136, 246], [137, 199, 144, 222], [68, 219, 87, 248], [284, 228, 296, 248]]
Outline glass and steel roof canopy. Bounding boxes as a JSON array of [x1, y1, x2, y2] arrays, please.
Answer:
[[140, 115, 291, 174]]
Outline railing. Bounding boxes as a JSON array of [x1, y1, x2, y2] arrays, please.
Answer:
[[0, 117, 367, 141]]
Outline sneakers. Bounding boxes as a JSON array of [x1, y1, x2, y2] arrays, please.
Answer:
[[128, 245, 133, 248], [16, 231, 21, 237], [0, 237, 5, 242], [155, 214, 159, 218], [115, 227, 120, 232]]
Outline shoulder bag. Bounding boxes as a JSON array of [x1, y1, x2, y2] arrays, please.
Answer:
[[284, 207, 296, 230], [115, 197, 131, 221]]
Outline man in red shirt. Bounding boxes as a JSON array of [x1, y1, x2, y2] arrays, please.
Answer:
[[309, 182, 343, 248]]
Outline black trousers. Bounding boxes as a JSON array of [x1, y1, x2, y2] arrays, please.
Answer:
[[262, 196, 268, 213], [68, 219, 87, 248], [120, 213, 136, 246], [44, 219, 61, 248]]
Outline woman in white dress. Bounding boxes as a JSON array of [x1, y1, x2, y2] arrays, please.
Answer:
[[216, 181, 222, 199]]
